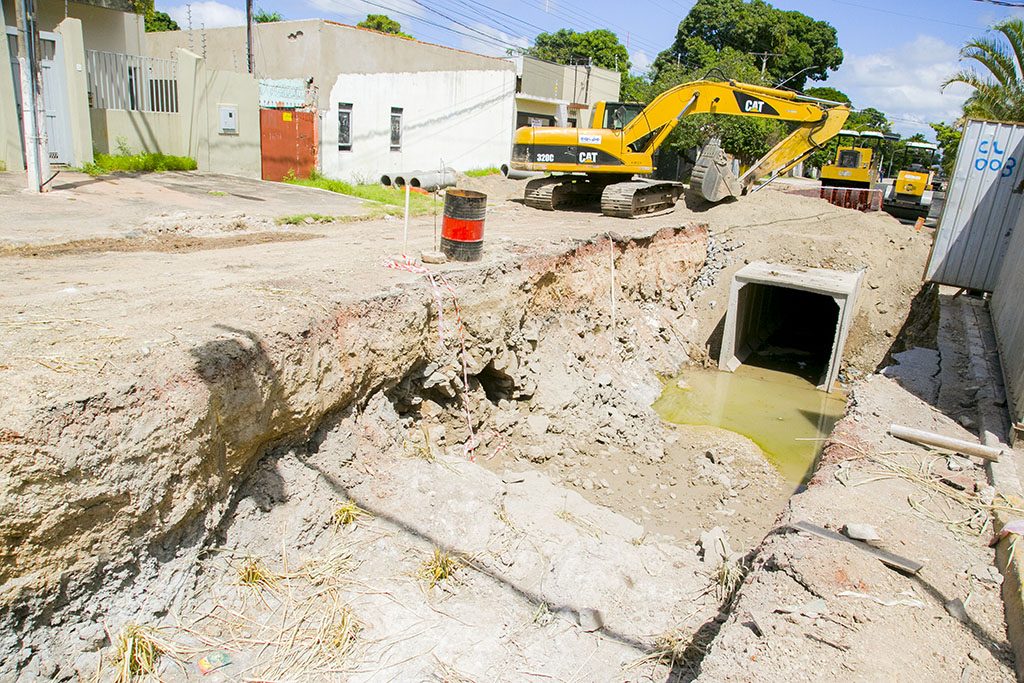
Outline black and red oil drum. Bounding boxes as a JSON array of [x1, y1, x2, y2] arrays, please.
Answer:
[[441, 189, 486, 262]]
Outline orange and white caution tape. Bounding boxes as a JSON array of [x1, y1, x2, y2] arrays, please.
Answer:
[[382, 255, 507, 461]]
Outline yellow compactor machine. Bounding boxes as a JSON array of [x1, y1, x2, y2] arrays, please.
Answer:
[[819, 130, 886, 189], [882, 141, 939, 219], [510, 79, 850, 217]]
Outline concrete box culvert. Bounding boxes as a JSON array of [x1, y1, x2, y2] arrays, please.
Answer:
[[718, 261, 864, 391]]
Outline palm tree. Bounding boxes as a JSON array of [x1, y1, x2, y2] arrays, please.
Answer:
[[944, 18, 1024, 122]]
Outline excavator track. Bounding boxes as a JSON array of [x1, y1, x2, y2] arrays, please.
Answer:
[[524, 175, 605, 210], [600, 180, 684, 218]]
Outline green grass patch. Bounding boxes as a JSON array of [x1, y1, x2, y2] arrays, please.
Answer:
[[276, 213, 337, 225], [80, 152, 197, 176], [285, 171, 437, 215], [464, 167, 500, 177]]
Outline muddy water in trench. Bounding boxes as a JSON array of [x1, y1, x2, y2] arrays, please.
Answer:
[[654, 365, 847, 483]]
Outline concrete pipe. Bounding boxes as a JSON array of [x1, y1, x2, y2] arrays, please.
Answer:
[[411, 169, 457, 192], [392, 171, 423, 187], [501, 163, 542, 180], [380, 173, 393, 186]]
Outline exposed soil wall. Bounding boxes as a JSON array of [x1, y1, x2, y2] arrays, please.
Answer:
[[1, 225, 709, 679]]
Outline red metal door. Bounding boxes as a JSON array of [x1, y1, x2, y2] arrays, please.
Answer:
[[259, 109, 318, 181]]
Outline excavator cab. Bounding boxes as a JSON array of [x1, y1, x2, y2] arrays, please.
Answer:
[[590, 101, 646, 130]]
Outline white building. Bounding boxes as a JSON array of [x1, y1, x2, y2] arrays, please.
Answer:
[[147, 20, 517, 182]]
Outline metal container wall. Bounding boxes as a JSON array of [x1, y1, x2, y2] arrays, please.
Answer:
[[990, 201, 1024, 430], [926, 119, 1024, 291]]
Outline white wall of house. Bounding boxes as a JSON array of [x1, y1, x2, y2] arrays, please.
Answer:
[[324, 69, 515, 182]]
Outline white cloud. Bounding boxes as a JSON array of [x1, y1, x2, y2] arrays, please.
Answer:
[[456, 22, 529, 59], [630, 49, 651, 75], [166, 1, 245, 29], [822, 35, 972, 140]]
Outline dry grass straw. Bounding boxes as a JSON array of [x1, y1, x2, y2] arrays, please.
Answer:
[[181, 548, 365, 681], [236, 554, 281, 594], [108, 622, 189, 683], [331, 501, 372, 530], [713, 556, 746, 603], [419, 549, 462, 588], [299, 544, 360, 585], [833, 439, 1024, 534], [431, 654, 477, 682], [555, 501, 603, 539]]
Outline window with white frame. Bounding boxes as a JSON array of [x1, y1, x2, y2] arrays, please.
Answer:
[[390, 107, 402, 151], [338, 103, 352, 151]]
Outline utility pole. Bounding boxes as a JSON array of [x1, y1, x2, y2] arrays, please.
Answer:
[[14, 0, 47, 192], [750, 51, 781, 76], [246, 0, 254, 74]]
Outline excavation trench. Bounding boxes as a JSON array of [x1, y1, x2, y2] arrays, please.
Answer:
[[4, 222, 864, 681]]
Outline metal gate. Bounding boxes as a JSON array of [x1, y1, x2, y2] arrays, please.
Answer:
[[259, 108, 318, 181], [6, 28, 75, 165]]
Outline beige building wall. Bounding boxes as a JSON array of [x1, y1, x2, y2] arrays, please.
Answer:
[[55, 17, 93, 166], [90, 109, 184, 155], [145, 20, 514, 110], [1, 0, 143, 53], [89, 49, 260, 177], [516, 57, 621, 129], [0, 0, 22, 170]]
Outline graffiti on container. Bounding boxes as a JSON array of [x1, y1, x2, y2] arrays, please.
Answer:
[[975, 140, 1018, 177]]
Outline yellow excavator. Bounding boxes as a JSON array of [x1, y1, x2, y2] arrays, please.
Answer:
[[510, 79, 851, 217]]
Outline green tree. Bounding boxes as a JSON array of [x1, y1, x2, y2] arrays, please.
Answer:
[[943, 18, 1024, 122], [358, 14, 413, 39], [144, 9, 179, 32], [524, 29, 629, 73], [803, 86, 851, 105], [643, 49, 789, 165], [930, 122, 963, 176], [254, 8, 283, 23], [654, 0, 842, 91], [847, 107, 890, 132], [522, 29, 632, 99]]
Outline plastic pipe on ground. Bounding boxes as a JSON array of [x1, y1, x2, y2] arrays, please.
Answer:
[[888, 423, 1003, 462]]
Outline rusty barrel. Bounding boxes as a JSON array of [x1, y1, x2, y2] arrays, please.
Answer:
[[441, 189, 486, 262]]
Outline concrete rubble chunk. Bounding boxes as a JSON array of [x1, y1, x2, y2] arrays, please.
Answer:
[[578, 608, 604, 632], [501, 471, 526, 484], [526, 414, 551, 436], [699, 526, 732, 568], [842, 523, 881, 541]]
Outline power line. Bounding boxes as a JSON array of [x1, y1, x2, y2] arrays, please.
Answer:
[[825, 0, 987, 30]]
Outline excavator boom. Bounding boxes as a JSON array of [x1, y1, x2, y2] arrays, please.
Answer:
[[511, 79, 850, 215]]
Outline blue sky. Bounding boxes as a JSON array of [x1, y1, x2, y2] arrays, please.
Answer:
[[156, 0, 1024, 141]]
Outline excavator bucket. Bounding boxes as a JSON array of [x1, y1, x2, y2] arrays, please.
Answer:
[[689, 139, 742, 203]]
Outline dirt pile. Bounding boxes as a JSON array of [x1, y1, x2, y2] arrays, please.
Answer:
[[1, 225, 712, 681], [695, 374, 1015, 681], [0, 172, 948, 681], [670, 187, 936, 378]]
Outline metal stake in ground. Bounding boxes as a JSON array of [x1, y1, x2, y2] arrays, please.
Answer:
[[609, 234, 616, 328], [403, 182, 411, 254]]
